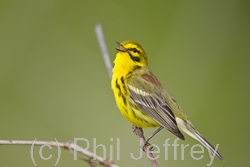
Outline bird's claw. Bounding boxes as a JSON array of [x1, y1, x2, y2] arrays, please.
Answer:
[[141, 142, 154, 151]]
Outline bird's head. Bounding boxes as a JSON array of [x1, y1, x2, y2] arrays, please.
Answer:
[[113, 40, 148, 73]]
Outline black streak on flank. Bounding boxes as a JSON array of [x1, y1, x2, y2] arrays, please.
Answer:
[[120, 76, 125, 85], [120, 76, 127, 95], [121, 94, 127, 105], [115, 79, 121, 91], [115, 79, 121, 96], [116, 78, 127, 105]]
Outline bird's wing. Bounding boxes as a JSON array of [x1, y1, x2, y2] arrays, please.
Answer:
[[127, 70, 184, 140]]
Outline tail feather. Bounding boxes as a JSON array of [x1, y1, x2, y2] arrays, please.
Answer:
[[176, 118, 224, 161], [189, 124, 224, 161]]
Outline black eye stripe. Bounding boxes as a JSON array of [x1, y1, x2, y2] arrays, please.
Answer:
[[128, 52, 141, 62], [128, 48, 141, 54]]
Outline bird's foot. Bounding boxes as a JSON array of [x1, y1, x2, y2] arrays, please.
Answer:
[[141, 142, 154, 151]]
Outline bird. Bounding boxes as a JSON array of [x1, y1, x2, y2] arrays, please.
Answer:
[[111, 40, 224, 160]]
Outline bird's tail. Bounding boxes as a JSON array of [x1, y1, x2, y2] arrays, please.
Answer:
[[176, 118, 224, 161]]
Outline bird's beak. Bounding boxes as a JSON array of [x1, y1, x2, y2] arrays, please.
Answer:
[[116, 42, 127, 52]]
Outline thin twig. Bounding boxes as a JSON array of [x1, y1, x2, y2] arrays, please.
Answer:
[[95, 24, 113, 79], [0, 140, 118, 167], [95, 23, 159, 167], [133, 127, 159, 167]]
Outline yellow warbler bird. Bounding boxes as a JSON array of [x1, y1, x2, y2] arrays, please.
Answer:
[[111, 40, 224, 160]]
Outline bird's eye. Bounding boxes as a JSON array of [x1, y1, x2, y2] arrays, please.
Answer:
[[132, 48, 140, 53]]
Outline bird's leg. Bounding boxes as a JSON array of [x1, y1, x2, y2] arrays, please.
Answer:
[[132, 125, 164, 151], [143, 126, 164, 150]]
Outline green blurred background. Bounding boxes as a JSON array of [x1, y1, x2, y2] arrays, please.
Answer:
[[0, 0, 249, 166]]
